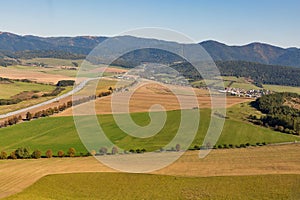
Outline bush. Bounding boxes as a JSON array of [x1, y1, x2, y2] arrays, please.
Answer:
[[111, 146, 118, 155], [46, 149, 53, 158], [68, 148, 76, 157], [57, 150, 65, 157], [15, 147, 30, 159], [90, 150, 96, 156], [240, 144, 246, 148], [9, 152, 17, 159], [136, 149, 141, 153], [217, 145, 222, 149], [31, 150, 42, 159], [129, 149, 135, 153], [194, 145, 200, 150], [175, 144, 181, 151], [99, 147, 108, 155], [228, 144, 234, 148], [0, 151, 7, 159]]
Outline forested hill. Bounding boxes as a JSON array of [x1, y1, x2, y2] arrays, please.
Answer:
[[0, 31, 300, 68], [200, 40, 300, 68], [170, 60, 300, 87]]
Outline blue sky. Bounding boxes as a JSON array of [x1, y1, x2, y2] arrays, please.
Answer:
[[0, 0, 299, 47]]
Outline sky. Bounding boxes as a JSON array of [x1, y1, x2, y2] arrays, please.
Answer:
[[0, 0, 299, 47]]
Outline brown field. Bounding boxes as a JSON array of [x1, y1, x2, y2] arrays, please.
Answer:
[[58, 81, 251, 116], [0, 143, 299, 199], [0, 66, 74, 84]]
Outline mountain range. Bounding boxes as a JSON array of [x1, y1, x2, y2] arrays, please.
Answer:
[[0, 31, 300, 68]]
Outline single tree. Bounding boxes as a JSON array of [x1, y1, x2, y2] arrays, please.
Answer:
[[175, 144, 181, 152], [31, 150, 42, 159], [57, 150, 65, 157], [68, 148, 76, 157], [46, 149, 53, 158]]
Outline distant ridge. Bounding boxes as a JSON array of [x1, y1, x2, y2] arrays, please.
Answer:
[[0, 31, 300, 67]]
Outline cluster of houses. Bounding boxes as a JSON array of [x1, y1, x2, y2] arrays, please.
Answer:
[[218, 87, 272, 98]]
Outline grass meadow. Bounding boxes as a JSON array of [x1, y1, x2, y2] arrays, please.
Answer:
[[0, 109, 298, 155]]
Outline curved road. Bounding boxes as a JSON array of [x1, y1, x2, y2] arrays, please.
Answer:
[[0, 78, 97, 119]]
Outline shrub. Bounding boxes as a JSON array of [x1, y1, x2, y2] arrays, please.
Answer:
[[141, 148, 146, 153], [175, 144, 181, 151], [228, 144, 234, 148], [129, 149, 135, 153], [194, 145, 200, 150], [240, 144, 246, 148], [136, 149, 141, 153], [246, 143, 250, 147], [15, 147, 30, 159], [0, 151, 7, 159], [31, 150, 42, 159], [46, 149, 53, 158], [111, 146, 118, 155], [57, 150, 64, 157], [9, 152, 17, 159], [278, 126, 284, 132], [222, 144, 228, 149], [99, 147, 108, 155], [217, 145, 222, 149], [90, 150, 96, 156], [68, 148, 76, 157]]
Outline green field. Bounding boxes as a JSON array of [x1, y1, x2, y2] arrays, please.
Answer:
[[0, 109, 298, 155], [0, 81, 55, 99], [263, 84, 300, 94], [6, 173, 300, 200]]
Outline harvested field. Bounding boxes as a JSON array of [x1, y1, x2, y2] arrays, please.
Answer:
[[0, 143, 299, 199], [58, 81, 251, 116], [0, 66, 74, 84]]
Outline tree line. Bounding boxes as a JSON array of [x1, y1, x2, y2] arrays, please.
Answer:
[[0, 147, 83, 160]]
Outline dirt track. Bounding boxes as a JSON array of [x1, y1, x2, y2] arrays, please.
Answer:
[[0, 143, 299, 199]]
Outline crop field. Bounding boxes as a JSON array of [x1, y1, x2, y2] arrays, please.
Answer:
[[5, 173, 300, 200], [0, 81, 54, 99], [58, 81, 251, 116], [0, 144, 299, 199], [263, 84, 300, 94], [0, 65, 75, 84], [0, 109, 298, 155]]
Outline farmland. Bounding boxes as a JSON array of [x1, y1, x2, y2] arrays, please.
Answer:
[[0, 109, 298, 155], [0, 80, 54, 99], [6, 173, 300, 200], [1, 143, 300, 199]]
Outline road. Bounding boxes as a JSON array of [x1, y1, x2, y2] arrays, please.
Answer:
[[0, 78, 97, 119]]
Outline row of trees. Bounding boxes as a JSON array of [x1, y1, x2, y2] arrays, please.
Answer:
[[0, 147, 79, 160]]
